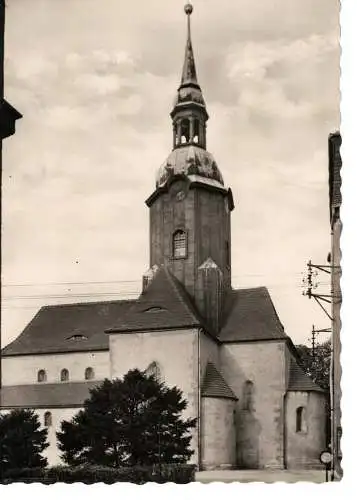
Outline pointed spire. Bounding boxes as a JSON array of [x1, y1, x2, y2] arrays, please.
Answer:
[[181, 3, 198, 86]]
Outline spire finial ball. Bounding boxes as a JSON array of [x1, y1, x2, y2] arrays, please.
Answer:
[[184, 3, 193, 15]]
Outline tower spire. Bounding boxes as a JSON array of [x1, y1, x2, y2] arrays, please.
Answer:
[[181, 3, 198, 86], [171, 3, 208, 150]]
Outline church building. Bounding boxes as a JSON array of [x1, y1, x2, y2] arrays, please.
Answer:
[[1, 4, 327, 470]]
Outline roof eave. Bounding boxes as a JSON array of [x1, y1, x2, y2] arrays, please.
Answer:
[[105, 323, 201, 334]]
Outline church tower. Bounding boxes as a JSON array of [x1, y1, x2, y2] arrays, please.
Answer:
[[145, 4, 234, 333]]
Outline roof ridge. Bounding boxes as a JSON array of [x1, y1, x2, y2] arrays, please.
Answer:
[[40, 298, 136, 309]]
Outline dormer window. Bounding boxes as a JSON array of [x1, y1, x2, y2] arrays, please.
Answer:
[[67, 334, 88, 341], [143, 306, 166, 313], [173, 230, 187, 259]]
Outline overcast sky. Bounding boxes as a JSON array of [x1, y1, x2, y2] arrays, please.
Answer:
[[2, 0, 340, 347]]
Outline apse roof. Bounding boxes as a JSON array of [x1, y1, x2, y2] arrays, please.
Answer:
[[202, 362, 237, 400], [288, 358, 325, 393]]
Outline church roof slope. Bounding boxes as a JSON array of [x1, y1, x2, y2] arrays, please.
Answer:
[[202, 362, 237, 400], [1, 300, 134, 356], [288, 358, 325, 393], [0, 381, 102, 409], [219, 287, 287, 342], [107, 266, 202, 333]]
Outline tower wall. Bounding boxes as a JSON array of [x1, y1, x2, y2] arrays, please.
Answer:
[[149, 179, 231, 299]]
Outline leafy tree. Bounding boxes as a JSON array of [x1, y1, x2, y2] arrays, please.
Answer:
[[57, 369, 196, 467], [0, 409, 49, 473], [295, 338, 331, 391]]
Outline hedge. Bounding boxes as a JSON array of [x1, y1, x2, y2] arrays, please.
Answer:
[[1, 463, 196, 484]]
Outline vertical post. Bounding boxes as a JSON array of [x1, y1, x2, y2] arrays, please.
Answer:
[[189, 117, 194, 143], [0, 0, 5, 403], [177, 121, 182, 146]]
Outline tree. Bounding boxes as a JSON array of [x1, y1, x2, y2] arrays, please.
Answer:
[[295, 338, 331, 391], [0, 409, 49, 473], [57, 369, 197, 467]]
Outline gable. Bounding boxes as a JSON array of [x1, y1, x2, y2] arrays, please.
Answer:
[[106, 266, 202, 334]]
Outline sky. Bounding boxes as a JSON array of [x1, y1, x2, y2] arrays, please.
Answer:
[[1, 0, 340, 347]]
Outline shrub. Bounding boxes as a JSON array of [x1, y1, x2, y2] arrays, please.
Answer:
[[1, 463, 196, 484]]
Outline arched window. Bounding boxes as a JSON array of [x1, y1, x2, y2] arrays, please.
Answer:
[[60, 368, 69, 382], [242, 380, 254, 411], [37, 369, 47, 383], [180, 118, 190, 144], [145, 361, 162, 382], [193, 119, 200, 144], [296, 406, 307, 433], [44, 411, 52, 427], [173, 230, 187, 259], [85, 367, 94, 380]]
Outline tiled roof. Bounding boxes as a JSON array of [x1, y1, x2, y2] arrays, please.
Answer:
[[201, 362, 237, 400], [107, 266, 202, 333], [1, 300, 134, 356], [288, 358, 325, 393], [0, 381, 102, 409], [219, 287, 287, 342]]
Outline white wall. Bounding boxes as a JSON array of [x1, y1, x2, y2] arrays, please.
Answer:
[[109, 328, 200, 463], [2, 350, 110, 386], [220, 340, 286, 469]]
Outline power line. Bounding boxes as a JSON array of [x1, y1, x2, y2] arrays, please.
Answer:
[[1, 272, 309, 288]]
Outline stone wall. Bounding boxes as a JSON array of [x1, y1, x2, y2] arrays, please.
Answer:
[[220, 340, 286, 469], [109, 328, 200, 464], [201, 397, 236, 470], [285, 391, 327, 469], [1, 351, 110, 386]]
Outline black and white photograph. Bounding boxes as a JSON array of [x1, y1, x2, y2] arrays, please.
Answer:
[[0, 0, 348, 487]]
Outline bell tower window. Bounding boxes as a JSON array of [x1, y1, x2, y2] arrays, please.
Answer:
[[173, 230, 187, 259], [180, 118, 190, 145]]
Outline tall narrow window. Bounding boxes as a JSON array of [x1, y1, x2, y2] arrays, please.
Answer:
[[296, 406, 307, 433], [242, 380, 254, 411], [44, 411, 52, 427], [173, 230, 187, 259], [145, 361, 162, 382], [37, 369, 47, 383], [60, 368, 69, 382], [85, 367, 94, 380]]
